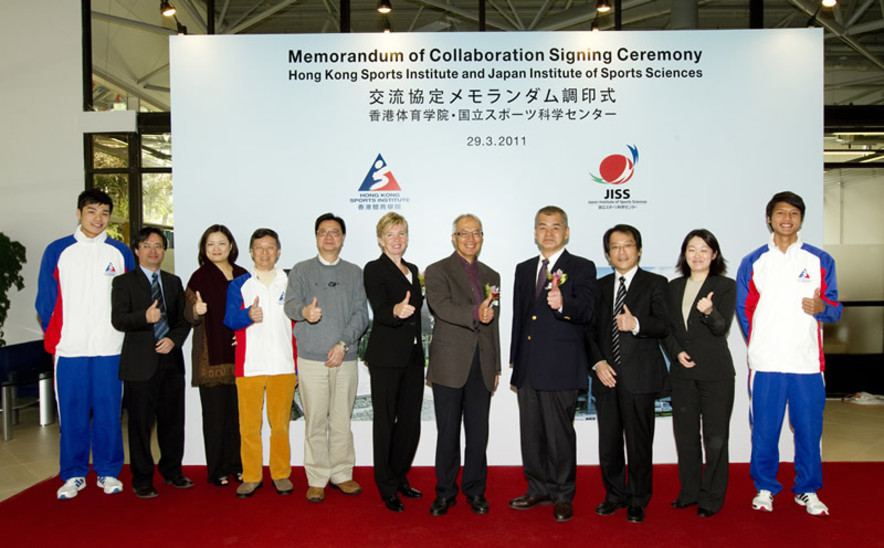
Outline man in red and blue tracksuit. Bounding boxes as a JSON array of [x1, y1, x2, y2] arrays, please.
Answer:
[[736, 191, 842, 517], [36, 189, 135, 500]]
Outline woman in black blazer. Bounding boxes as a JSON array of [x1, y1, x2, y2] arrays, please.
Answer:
[[363, 212, 425, 513], [664, 229, 736, 518]]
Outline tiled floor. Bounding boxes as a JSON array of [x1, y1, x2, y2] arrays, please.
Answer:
[[1, 399, 881, 502]]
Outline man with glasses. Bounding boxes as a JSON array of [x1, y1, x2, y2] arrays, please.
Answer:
[[424, 214, 501, 517], [112, 227, 193, 498], [285, 213, 369, 503], [508, 205, 597, 523], [587, 224, 669, 524], [224, 228, 298, 498]]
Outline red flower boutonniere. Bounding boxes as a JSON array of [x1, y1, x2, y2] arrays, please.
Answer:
[[484, 283, 500, 307], [545, 269, 568, 290]]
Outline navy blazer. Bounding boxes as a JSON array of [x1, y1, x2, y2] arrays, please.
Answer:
[[112, 269, 190, 382], [587, 268, 669, 396], [510, 249, 597, 391], [663, 275, 736, 381], [363, 253, 424, 368]]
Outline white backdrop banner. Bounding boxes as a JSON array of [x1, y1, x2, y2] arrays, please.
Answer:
[[171, 29, 823, 466]]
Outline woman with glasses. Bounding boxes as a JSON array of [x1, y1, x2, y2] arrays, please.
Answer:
[[185, 224, 247, 487]]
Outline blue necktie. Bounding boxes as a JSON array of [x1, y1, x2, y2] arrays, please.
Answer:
[[151, 272, 169, 340]]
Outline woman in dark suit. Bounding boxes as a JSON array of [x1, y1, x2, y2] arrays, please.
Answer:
[[664, 229, 736, 518], [363, 212, 425, 513]]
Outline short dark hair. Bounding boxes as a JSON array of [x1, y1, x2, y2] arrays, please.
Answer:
[[676, 228, 727, 277], [603, 224, 642, 255], [765, 191, 805, 231], [131, 227, 168, 255], [78, 188, 114, 215], [197, 224, 239, 266], [315, 213, 346, 235], [535, 205, 568, 228], [250, 228, 280, 249]]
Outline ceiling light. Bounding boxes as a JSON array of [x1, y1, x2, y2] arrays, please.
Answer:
[[591, 20, 600, 31], [383, 17, 392, 33], [161, 1, 177, 17], [377, 0, 392, 14], [821, 0, 837, 7], [597, 0, 612, 13]]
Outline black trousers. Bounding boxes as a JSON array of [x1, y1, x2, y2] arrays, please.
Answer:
[[370, 344, 424, 498], [125, 354, 185, 488], [431, 349, 490, 499], [517, 377, 579, 503], [199, 383, 242, 482], [595, 384, 656, 508], [671, 376, 734, 512]]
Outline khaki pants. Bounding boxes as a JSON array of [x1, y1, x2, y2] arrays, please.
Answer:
[[236, 373, 297, 483], [297, 358, 357, 487]]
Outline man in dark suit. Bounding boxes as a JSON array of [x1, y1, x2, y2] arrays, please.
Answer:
[[112, 227, 193, 499], [424, 213, 500, 517], [587, 224, 669, 523], [509, 205, 597, 523]]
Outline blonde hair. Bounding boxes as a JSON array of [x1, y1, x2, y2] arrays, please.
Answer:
[[376, 212, 408, 238]]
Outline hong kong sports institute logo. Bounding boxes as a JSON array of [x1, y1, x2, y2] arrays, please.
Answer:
[[359, 154, 401, 191], [590, 145, 639, 185], [351, 154, 408, 212]]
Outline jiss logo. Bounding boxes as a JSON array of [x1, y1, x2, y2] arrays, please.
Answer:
[[591, 145, 638, 200]]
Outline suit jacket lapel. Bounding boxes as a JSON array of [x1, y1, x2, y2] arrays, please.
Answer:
[[448, 252, 478, 304]]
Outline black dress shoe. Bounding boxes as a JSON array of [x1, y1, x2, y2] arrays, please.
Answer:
[[213, 476, 229, 487], [383, 494, 404, 512], [595, 500, 626, 516], [697, 507, 717, 518], [163, 476, 195, 489], [467, 495, 489, 514], [398, 484, 422, 498], [671, 499, 697, 509], [134, 485, 158, 499], [553, 502, 573, 522], [626, 505, 645, 523], [429, 497, 456, 516], [509, 494, 553, 510]]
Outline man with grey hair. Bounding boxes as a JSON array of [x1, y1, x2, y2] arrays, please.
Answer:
[[509, 205, 598, 522], [424, 213, 501, 516]]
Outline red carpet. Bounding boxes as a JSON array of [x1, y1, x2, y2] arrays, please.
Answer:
[[1, 463, 879, 547]]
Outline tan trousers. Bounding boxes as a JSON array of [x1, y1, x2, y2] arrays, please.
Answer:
[[236, 373, 297, 483], [297, 358, 358, 487]]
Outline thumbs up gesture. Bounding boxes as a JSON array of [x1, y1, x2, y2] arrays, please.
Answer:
[[303, 296, 322, 324], [696, 291, 714, 315], [194, 290, 208, 316], [479, 294, 495, 324], [146, 299, 161, 324], [546, 278, 563, 310], [249, 296, 264, 323], [615, 304, 637, 332], [394, 290, 415, 319], [802, 287, 825, 315]]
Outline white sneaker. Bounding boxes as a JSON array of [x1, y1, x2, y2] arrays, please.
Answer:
[[57, 477, 86, 500], [752, 489, 774, 512], [794, 492, 829, 516], [97, 476, 123, 495]]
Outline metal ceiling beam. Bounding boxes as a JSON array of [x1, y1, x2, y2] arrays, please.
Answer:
[[844, 0, 874, 28], [180, 0, 208, 33], [227, 0, 304, 34], [790, 0, 884, 71], [408, 0, 515, 30], [222, 0, 264, 33], [505, 0, 526, 29], [93, 67, 170, 111], [528, 0, 556, 30], [486, 0, 523, 29], [533, 0, 656, 31], [92, 11, 176, 36]]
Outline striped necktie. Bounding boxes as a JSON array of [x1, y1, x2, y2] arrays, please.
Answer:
[[611, 276, 626, 364], [151, 272, 170, 340]]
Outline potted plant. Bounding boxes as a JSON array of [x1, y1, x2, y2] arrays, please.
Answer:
[[0, 232, 26, 346]]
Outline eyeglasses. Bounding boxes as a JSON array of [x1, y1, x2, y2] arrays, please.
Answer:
[[454, 231, 483, 239], [609, 243, 636, 252], [317, 230, 343, 238], [252, 245, 278, 253], [139, 243, 165, 250]]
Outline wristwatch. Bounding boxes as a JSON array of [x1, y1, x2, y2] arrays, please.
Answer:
[[338, 341, 350, 353]]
